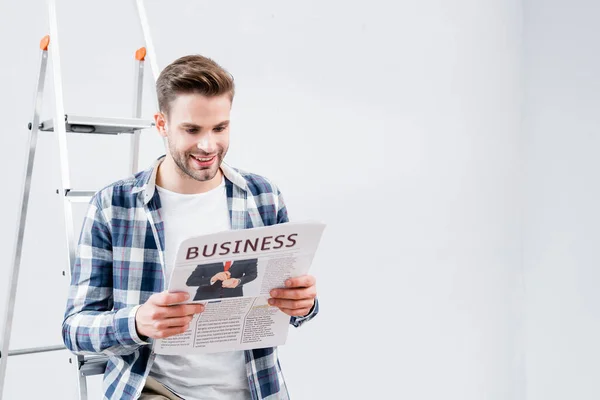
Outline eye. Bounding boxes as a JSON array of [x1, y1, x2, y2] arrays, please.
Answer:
[[214, 126, 227, 133], [186, 128, 198, 134]]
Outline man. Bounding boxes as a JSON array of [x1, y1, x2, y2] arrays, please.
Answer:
[[62, 55, 318, 400], [186, 259, 258, 301]]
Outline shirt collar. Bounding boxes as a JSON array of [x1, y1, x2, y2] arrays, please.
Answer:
[[132, 155, 248, 205]]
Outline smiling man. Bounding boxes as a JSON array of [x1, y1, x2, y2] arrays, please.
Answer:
[[62, 55, 319, 400]]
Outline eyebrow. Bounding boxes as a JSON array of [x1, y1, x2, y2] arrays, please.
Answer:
[[179, 120, 230, 129]]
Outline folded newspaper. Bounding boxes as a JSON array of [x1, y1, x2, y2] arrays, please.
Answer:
[[153, 221, 326, 355]]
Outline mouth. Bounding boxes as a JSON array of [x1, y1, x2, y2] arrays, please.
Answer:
[[190, 154, 217, 168]]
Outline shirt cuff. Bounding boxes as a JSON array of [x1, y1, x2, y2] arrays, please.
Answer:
[[113, 305, 151, 346], [290, 297, 319, 328]]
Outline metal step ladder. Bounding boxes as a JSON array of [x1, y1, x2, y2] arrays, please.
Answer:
[[0, 1, 159, 399]]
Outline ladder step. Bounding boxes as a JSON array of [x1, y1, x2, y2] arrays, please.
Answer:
[[0, 346, 108, 376], [39, 115, 154, 135], [1, 344, 66, 358], [65, 190, 96, 202], [79, 355, 108, 377]]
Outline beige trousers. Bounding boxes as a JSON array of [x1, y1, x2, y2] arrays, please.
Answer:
[[138, 376, 183, 400]]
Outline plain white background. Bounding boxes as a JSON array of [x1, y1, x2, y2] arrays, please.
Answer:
[[0, 0, 595, 399], [522, 0, 600, 399]]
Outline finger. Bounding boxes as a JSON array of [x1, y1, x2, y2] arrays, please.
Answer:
[[270, 287, 317, 300], [155, 325, 190, 339], [150, 291, 190, 306], [284, 275, 316, 289], [163, 303, 205, 318], [153, 315, 194, 330], [268, 298, 314, 310], [278, 307, 312, 317]]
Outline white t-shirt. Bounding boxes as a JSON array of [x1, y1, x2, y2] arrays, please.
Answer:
[[149, 179, 250, 400]]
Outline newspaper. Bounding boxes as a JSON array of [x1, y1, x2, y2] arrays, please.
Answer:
[[152, 221, 326, 355]]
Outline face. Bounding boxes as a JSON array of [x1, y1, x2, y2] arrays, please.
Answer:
[[155, 93, 231, 184]]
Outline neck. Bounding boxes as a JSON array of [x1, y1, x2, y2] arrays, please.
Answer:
[[156, 157, 223, 194]]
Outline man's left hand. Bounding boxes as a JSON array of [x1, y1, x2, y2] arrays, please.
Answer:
[[269, 275, 317, 317]]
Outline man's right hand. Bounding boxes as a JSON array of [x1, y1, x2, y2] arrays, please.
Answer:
[[135, 291, 204, 339]]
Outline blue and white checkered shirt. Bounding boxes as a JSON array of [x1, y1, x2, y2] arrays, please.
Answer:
[[62, 156, 318, 400]]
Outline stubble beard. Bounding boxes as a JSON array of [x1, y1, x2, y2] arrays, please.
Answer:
[[170, 143, 226, 182]]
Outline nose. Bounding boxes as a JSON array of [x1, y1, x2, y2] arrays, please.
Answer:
[[196, 133, 216, 154]]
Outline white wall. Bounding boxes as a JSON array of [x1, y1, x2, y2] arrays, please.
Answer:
[[0, 1, 524, 399], [522, 1, 600, 399]]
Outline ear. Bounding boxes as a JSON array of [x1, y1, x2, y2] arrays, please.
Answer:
[[154, 112, 168, 138]]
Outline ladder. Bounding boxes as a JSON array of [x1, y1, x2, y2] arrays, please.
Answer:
[[0, 1, 160, 398]]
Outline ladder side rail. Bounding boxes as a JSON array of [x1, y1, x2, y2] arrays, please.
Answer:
[[135, 0, 159, 82], [0, 40, 50, 400], [130, 51, 145, 174], [48, 0, 70, 193], [48, 1, 87, 399]]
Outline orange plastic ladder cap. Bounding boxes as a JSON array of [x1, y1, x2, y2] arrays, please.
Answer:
[[135, 47, 146, 61], [40, 35, 50, 51]]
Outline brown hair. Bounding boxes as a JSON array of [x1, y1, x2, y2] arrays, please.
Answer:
[[156, 54, 235, 115]]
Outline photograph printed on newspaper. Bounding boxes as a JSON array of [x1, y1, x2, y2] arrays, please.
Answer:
[[152, 221, 326, 355]]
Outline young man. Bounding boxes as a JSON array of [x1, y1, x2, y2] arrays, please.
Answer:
[[62, 55, 318, 400]]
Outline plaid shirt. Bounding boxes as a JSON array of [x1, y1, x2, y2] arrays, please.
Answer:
[[62, 156, 318, 400]]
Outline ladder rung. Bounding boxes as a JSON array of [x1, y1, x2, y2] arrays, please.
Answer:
[[79, 356, 108, 376], [1, 344, 66, 357], [39, 115, 154, 135], [1, 347, 108, 377], [65, 190, 96, 202]]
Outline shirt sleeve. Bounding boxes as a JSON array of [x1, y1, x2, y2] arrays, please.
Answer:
[[290, 298, 320, 327], [274, 185, 321, 328], [62, 196, 149, 356], [275, 185, 289, 225]]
